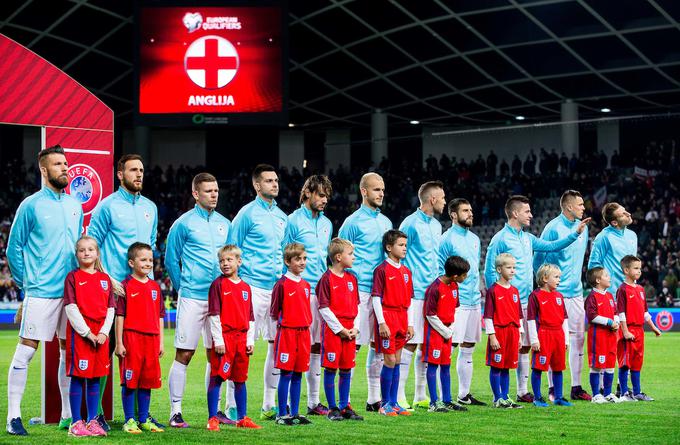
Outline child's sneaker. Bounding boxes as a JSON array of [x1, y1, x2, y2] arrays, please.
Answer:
[[307, 403, 329, 416], [275, 415, 294, 426], [236, 417, 261, 429], [494, 399, 511, 409], [140, 417, 164, 432], [94, 414, 110, 432], [533, 397, 549, 408], [443, 401, 468, 412], [570, 386, 592, 401], [327, 407, 343, 421], [428, 401, 450, 412], [392, 403, 412, 416], [553, 397, 573, 407], [122, 418, 142, 434], [206, 417, 220, 432], [633, 392, 654, 401], [517, 392, 535, 403], [292, 414, 312, 425], [86, 419, 107, 436], [58, 417, 72, 430], [379, 403, 398, 417], [340, 406, 364, 421], [505, 399, 523, 409], [605, 394, 622, 403], [591, 394, 607, 404], [619, 391, 638, 402], [68, 420, 94, 437]]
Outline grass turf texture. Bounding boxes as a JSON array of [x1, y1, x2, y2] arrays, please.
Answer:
[[0, 330, 678, 444]]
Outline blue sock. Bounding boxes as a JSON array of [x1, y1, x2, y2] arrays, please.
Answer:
[[631, 371, 641, 395], [207, 376, 223, 419], [290, 373, 302, 416], [278, 371, 292, 416], [338, 371, 351, 410], [234, 382, 247, 420], [500, 369, 510, 399], [324, 369, 337, 409], [380, 365, 394, 405], [86, 378, 100, 422], [69, 377, 84, 423], [440, 364, 452, 403], [553, 371, 563, 400], [590, 372, 601, 397], [390, 364, 400, 405], [489, 367, 501, 402], [137, 388, 151, 423], [531, 370, 543, 400], [603, 372, 614, 396], [619, 367, 629, 395], [427, 364, 439, 403], [121, 386, 135, 422]]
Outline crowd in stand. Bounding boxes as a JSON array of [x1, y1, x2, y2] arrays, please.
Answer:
[[0, 140, 678, 307]]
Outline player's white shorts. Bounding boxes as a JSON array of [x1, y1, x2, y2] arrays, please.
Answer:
[[19, 296, 67, 342], [564, 296, 585, 334], [452, 305, 482, 344], [407, 299, 425, 344], [520, 304, 530, 347], [174, 295, 211, 350], [356, 290, 374, 346], [309, 292, 321, 344], [251, 286, 277, 341]]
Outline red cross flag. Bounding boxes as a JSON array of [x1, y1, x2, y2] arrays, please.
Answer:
[[184, 35, 239, 89]]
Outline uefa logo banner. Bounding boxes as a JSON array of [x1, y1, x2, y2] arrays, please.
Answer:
[[67, 163, 103, 216]]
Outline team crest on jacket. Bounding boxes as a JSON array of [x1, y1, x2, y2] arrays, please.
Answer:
[[347, 281, 354, 292], [452, 290, 458, 297], [598, 355, 605, 364], [432, 349, 441, 359], [125, 370, 133, 380], [305, 288, 309, 298], [144, 211, 151, 222], [403, 274, 409, 284], [539, 356, 547, 365], [513, 294, 518, 303], [217, 224, 225, 235], [79, 360, 89, 370], [327, 352, 336, 362], [280, 353, 289, 363], [242, 291, 249, 301], [556, 297, 562, 306], [66, 164, 102, 215], [100, 280, 109, 291], [494, 353, 502, 363], [382, 339, 390, 349], [223, 362, 230, 373], [152, 290, 158, 301]]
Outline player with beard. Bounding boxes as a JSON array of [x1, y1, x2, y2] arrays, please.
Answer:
[[165, 173, 231, 427], [228, 164, 288, 420], [6, 145, 83, 435], [436, 198, 486, 407], [283, 175, 333, 417], [87, 154, 158, 431], [533, 190, 591, 401], [396, 181, 446, 410], [587, 202, 638, 295], [484, 195, 589, 404], [338, 173, 393, 412]]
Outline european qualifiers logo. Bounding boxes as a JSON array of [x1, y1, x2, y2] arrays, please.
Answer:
[[183, 12, 203, 33], [67, 164, 103, 215]]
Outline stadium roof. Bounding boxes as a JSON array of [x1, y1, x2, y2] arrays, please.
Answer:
[[1, 0, 680, 129]]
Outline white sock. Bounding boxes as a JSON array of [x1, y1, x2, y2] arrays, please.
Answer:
[[168, 360, 187, 415], [225, 380, 236, 410], [548, 369, 554, 388], [517, 353, 530, 396], [569, 332, 584, 387], [58, 349, 71, 419], [306, 353, 321, 408], [456, 347, 474, 399], [366, 347, 382, 404], [348, 367, 354, 403], [397, 349, 413, 403], [263, 343, 278, 410], [413, 349, 428, 402], [7, 344, 35, 421], [204, 362, 221, 410]]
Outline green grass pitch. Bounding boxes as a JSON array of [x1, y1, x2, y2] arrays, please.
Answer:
[[0, 329, 678, 444]]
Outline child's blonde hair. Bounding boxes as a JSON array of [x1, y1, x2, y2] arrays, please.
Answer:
[[75, 236, 105, 273], [284, 242, 306, 263], [328, 238, 353, 263], [218, 244, 242, 260], [495, 253, 515, 269], [536, 264, 560, 287]]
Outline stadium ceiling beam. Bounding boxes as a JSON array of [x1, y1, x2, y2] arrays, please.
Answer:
[[28, 0, 86, 48]]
